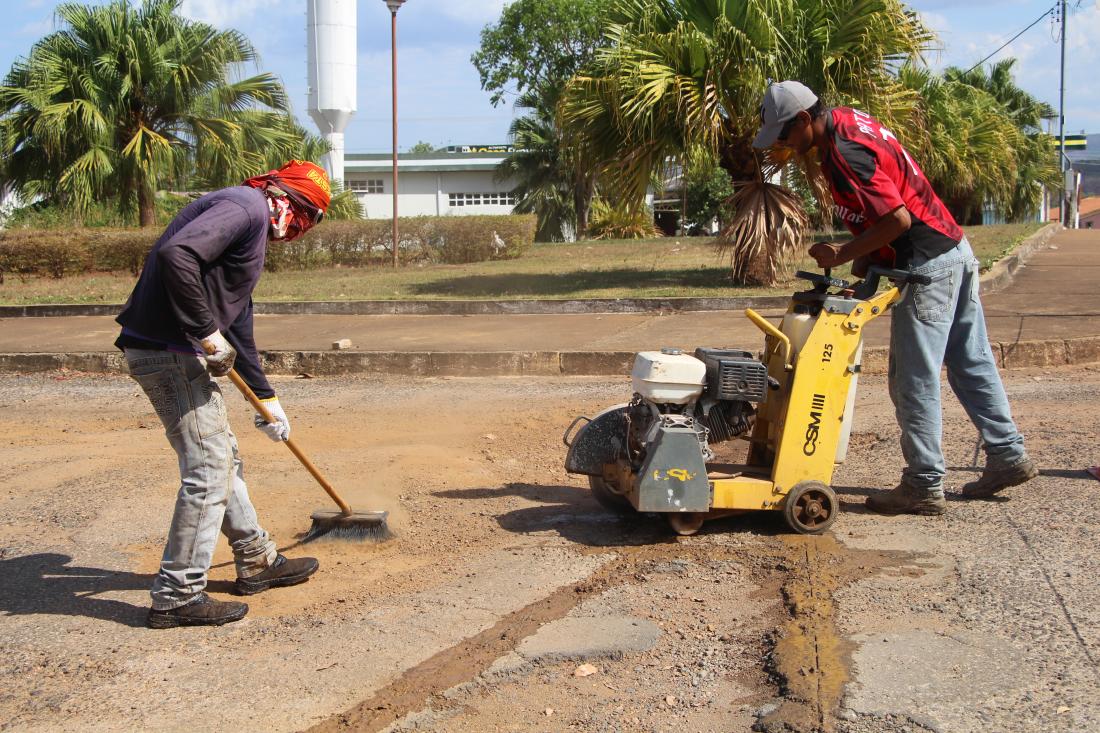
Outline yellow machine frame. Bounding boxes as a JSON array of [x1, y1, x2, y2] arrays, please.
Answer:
[[708, 285, 900, 513]]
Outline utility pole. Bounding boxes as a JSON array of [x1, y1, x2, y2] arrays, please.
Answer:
[[1058, 0, 1067, 226]]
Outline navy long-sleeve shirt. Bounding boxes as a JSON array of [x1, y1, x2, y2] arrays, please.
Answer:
[[115, 186, 275, 398]]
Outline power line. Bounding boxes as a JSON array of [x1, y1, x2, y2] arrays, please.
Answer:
[[963, 5, 1057, 75]]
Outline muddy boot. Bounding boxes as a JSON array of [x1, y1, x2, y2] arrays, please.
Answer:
[[235, 554, 319, 596], [961, 458, 1038, 499], [147, 592, 248, 629], [865, 483, 947, 516]]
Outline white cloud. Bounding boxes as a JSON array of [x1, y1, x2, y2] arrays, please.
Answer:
[[177, 0, 282, 30], [427, 0, 508, 24]]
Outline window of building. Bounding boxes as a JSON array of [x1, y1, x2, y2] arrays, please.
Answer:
[[448, 192, 517, 207], [350, 179, 384, 194]]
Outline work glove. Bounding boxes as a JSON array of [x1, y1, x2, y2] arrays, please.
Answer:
[[254, 396, 291, 442], [200, 330, 236, 377]]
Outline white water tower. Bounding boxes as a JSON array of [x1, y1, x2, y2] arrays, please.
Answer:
[[307, 0, 357, 185]]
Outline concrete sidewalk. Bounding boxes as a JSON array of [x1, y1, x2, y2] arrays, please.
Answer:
[[1, 228, 1098, 376]]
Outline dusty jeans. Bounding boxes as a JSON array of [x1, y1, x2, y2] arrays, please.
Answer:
[[126, 348, 277, 610], [888, 238, 1027, 495]]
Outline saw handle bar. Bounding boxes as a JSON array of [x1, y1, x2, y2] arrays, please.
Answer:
[[865, 265, 932, 286], [563, 415, 591, 448], [850, 265, 932, 300]]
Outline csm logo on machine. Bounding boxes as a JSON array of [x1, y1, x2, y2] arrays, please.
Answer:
[[803, 393, 827, 456]]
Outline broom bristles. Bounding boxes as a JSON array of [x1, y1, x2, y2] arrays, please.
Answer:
[[303, 510, 392, 543]]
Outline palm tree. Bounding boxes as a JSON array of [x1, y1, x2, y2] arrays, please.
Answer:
[[897, 64, 1022, 225], [0, 0, 303, 227], [944, 60, 1058, 222], [498, 87, 594, 241], [560, 0, 932, 283]]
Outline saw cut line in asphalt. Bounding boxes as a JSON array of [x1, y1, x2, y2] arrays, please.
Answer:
[[305, 525, 926, 733], [757, 534, 927, 733]]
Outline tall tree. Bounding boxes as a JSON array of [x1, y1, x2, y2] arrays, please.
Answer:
[[560, 0, 933, 282], [496, 86, 593, 241], [473, 0, 608, 239], [0, 0, 303, 227], [471, 0, 608, 108]]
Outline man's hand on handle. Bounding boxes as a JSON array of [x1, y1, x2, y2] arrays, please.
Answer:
[[808, 242, 844, 269], [200, 330, 236, 377], [254, 397, 291, 442]]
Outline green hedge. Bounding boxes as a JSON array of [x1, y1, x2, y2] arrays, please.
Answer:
[[0, 214, 536, 278], [0, 228, 153, 279], [263, 215, 536, 271]]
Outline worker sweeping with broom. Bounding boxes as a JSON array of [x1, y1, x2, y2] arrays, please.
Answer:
[[116, 160, 331, 629]]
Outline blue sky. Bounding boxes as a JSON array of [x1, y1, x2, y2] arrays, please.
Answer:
[[1, 0, 1096, 155]]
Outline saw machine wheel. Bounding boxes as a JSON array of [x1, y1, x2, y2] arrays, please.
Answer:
[[667, 512, 706, 536], [783, 481, 838, 534], [588, 475, 632, 513]]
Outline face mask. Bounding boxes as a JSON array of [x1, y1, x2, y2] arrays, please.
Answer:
[[267, 194, 293, 239]]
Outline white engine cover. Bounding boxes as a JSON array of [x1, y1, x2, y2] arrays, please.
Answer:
[[631, 350, 706, 404]]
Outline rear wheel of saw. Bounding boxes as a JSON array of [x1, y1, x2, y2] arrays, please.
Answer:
[[784, 481, 838, 534], [588, 475, 631, 513], [667, 512, 705, 536]]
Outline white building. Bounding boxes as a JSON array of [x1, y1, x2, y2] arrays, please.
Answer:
[[344, 148, 518, 219]]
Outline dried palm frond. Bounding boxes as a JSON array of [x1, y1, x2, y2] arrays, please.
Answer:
[[716, 178, 808, 286]]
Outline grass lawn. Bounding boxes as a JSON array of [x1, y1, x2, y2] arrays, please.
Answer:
[[0, 222, 1043, 305]]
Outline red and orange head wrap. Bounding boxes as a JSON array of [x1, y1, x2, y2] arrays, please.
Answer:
[[243, 160, 332, 240]]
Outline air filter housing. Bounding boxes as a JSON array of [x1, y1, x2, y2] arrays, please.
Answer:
[[694, 347, 768, 402]]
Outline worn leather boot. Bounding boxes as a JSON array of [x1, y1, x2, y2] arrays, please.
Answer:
[[235, 554, 319, 596], [147, 592, 248, 629], [961, 458, 1038, 499], [865, 483, 947, 516]]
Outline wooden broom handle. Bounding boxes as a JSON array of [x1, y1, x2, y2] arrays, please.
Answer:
[[226, 368, 353, 516]]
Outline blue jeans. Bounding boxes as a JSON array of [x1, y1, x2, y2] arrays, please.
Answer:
[[888, 239, 1027, 495], [126, 349, 277, 610]]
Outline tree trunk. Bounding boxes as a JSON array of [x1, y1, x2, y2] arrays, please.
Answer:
[[717, 141, 777, 283], [574, 173, 594, 240], [137, 178, 156, 228]]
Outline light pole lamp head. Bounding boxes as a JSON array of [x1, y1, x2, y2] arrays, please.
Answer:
[[384, 0, 405, 13]]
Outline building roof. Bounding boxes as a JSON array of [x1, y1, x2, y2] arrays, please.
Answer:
[[344, 151, 508, 174], [1049, 194, 1100, 221]]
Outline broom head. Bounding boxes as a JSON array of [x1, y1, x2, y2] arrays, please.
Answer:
[[304, 509, 392, 543]]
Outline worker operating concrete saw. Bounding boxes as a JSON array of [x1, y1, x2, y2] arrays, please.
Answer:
[[753, 81, 1037, 515], [115, 160, 330, 629]]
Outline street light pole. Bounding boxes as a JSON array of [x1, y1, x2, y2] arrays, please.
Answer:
[[385, 0, 405, 267], [1058, 0, 1067, 226]]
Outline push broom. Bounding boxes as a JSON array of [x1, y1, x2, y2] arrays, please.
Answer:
[[223, 366, 391, 542]]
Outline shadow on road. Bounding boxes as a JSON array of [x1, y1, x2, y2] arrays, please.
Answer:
[[432, 482, 785, 545], [0, 552, 234, 628], [409, 267, 734, 299]]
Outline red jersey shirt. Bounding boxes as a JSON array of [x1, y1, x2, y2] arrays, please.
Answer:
[[821, 107, 962, 268]]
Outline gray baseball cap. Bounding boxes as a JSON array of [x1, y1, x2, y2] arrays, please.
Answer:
[[752, 81, 819, 149]]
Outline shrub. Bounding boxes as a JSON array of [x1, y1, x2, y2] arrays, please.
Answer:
[[0, 214, 537, 277], [0, 228, 157, 279], [267, 214, 536, 270]]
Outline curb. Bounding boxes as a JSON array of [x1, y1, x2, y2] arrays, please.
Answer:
[[0, 296, 794, 319], [978, 223, 1062, 295], [0, 223, 1058, 318], [3, 336, 1098, 378]]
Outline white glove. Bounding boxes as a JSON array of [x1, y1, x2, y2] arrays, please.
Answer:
[[200, 330, 236, 377], [254, 397, 290, 442]]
